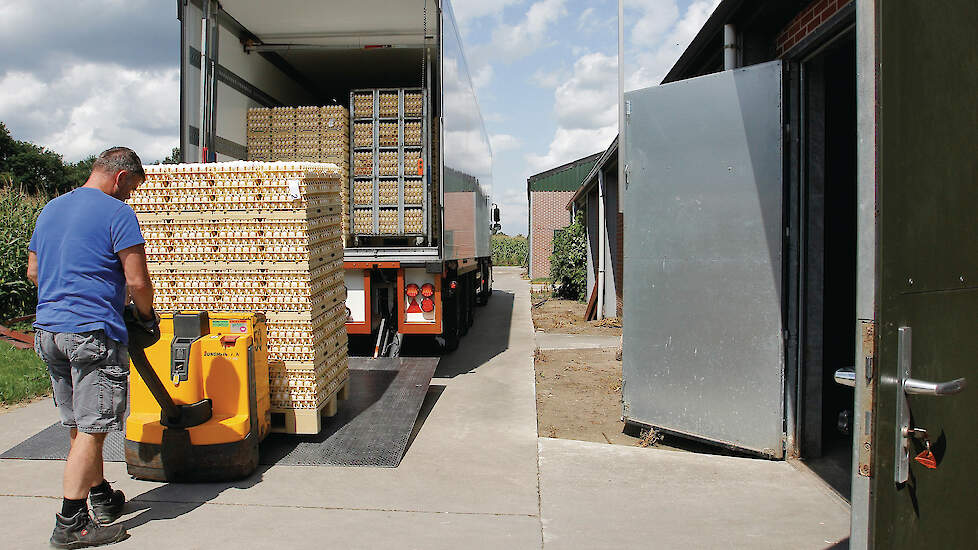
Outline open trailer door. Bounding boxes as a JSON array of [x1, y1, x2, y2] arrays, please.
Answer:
[[623, 61, 786, 457]]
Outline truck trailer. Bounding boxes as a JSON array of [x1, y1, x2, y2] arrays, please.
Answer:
[[177, 0, 496, 354]]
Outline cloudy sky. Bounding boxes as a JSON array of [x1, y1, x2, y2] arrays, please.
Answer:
[[0, 0, 718, 235]]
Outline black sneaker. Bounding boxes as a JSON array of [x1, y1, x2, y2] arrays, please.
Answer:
[[50, 509, 127, 549], [89, 488, 125, 524]]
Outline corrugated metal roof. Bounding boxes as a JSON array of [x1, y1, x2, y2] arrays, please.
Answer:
[[526, 152, 601, 192]]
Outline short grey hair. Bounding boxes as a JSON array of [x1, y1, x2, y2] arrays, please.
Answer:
[[93, 147, 146, 181]]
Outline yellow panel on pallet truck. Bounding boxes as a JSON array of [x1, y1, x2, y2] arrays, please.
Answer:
[[125, 312, 270, 481]]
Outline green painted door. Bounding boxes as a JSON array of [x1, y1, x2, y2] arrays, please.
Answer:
[[871, 1, 978, 547]]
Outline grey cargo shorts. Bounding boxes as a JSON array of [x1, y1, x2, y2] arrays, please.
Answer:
[[34, 329, 129, 433]]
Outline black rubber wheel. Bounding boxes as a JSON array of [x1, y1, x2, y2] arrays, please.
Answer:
[[440, 294, 460, 352]]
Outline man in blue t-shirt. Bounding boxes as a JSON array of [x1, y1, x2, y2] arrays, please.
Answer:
[[28, 147, 156, 548]]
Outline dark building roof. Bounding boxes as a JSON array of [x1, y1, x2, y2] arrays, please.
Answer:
[[527, 152, 602, 192], [662, 0, 821, 83], [443, 166, 480, 193], [569, 136, 618, 208]]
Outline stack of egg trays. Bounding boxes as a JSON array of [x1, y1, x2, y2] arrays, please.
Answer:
[[246, 106, 351, 246], [348, 88, 427, 237], [266, 309, 349, 410], [131, 161, 348, 411]]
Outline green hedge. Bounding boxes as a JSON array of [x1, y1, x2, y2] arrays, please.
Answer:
[[550, 211, 587, 301], [492, 234, 528, 266]]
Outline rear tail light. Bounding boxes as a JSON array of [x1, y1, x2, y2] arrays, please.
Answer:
[[448, 280, 457, 291], [421, 298, 434, 312], [421, 283, 435, 297], [405, 283, 419, 298]]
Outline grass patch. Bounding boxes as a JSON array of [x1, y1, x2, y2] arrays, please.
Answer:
[[0, 340, 51, 405]]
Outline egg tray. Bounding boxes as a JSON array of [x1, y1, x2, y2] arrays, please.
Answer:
[[269, 367, 349, 410], [404, 92, 423, 118], [352, 92, 374, 118]]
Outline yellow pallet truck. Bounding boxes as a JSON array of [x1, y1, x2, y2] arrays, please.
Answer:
[[123, 307, 270, 482]]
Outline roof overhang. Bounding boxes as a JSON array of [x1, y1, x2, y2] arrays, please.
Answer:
[[567, 136, 618, 210]]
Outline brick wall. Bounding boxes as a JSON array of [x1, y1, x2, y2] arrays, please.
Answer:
[[443, 191, 476, 259], [775, 0, 853, 56], [529, 190, 574, 279]]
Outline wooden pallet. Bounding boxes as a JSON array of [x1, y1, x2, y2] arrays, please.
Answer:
[[269, 375, 350, 435]]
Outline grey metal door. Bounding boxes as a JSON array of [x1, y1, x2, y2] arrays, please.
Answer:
[[623, 61, 785, 457]]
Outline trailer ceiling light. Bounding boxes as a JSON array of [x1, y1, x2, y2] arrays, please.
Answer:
[[421, 297, 435, 312], [405, 283, 419, 297], [421, 283, 435, 297]]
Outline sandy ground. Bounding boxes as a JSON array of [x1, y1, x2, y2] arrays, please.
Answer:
[[534, 347, 643, 446], [530, 296, 622, 337], [530, 297, 644, 446]]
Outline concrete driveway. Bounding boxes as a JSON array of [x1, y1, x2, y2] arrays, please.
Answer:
[[0, 267, 849, 549]]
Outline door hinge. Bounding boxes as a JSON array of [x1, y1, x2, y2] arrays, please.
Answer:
[[625, 100, 631, 117]]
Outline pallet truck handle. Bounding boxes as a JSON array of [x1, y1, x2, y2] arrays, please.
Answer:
[[124, 306, 212, 428]]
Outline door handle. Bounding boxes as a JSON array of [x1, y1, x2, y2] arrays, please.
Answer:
[[894, 326, 969, 483], [834, 368, 855, 387], [903, 376, 967, 396]]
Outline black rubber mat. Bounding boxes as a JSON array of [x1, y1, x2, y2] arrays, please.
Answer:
[[1, 357, 438, 468]]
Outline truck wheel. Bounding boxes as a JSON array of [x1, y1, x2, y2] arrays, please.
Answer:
[[440, 294, 460, 352], [460, 275, 472, 335]]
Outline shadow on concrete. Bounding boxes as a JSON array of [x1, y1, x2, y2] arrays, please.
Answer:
[[120, 466, 264, 531], [431, 290, 515, 378], [824, 538, 850, 549], [402, 384, 445, 456]]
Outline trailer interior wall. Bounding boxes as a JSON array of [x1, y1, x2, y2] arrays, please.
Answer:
[[183, 0, 491, 261]]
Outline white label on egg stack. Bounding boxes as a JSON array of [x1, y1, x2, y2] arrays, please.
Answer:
[[287, 179, 301, 200]]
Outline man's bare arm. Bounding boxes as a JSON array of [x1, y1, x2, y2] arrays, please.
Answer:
[[27, 251, 38, 286], [118, 244, 154, 319]]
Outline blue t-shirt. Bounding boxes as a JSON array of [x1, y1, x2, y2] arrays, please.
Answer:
[[29, 187, 145, 344]]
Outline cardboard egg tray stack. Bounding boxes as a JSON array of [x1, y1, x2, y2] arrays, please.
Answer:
[[349, 88, 428, 238], [130, 162, 349, 432], [247, 106, 351, 244]]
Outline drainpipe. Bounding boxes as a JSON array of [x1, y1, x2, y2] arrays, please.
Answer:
[[723, 23, 738, 70], [597, 170, 606, 320]]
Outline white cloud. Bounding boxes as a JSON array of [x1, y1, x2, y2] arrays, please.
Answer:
[[526, 126, 614, 174], [531, 67, 566, 88], [577, 7, 597, 30], [471, 63, 494, 90], [450, 0, 525, 28], [525, 51, 617, 172], [553, 52, 618, 130], [626, 0, 720, 89], [489, 0, 569, 61], [490, 133, 522, 153], [496, 187, 530, 236], [0, 63, 179, 162]]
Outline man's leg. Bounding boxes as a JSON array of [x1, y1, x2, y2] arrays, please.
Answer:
[[63, 431, 107, 500]]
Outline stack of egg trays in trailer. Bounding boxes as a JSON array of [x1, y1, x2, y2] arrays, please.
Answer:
[[348, 88, 427, 238], [130, 161, 349, 421], [246, 105, 351, 245]]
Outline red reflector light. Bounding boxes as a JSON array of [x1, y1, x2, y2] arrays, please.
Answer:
[[406, 298, 422, 313], [421, 298, 435, 312], [405, 283, 419, 297], [421, 283, 435, 297], [449, 281, 457, 290]]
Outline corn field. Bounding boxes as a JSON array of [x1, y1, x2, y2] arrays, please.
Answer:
[[491, 234, 528, 267], [0, 183, 47, 321]]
